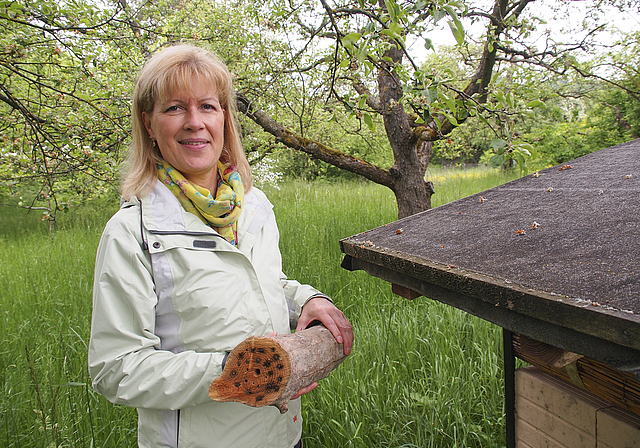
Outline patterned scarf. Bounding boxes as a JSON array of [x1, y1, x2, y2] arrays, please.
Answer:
[[158, 160, 244, 245]]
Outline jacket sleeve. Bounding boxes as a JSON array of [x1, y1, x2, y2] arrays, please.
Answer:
[[280, 273, 332, 326], [88, 219, 224, 411]]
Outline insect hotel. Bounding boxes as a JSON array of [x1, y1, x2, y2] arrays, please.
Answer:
[[340, 139, 640, 447]]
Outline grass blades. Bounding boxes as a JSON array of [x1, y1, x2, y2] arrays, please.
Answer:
[[426, 165, 525, 208], [0, 208, 137, 448], [1, 167, 518, 447]]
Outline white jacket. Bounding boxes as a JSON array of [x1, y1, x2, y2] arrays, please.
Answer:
[[88, 181, 323, 447]]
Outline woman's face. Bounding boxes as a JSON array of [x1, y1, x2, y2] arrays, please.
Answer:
[[143, 78, 225, 191]]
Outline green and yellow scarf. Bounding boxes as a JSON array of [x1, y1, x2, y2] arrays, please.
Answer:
[[158, 160, 244, 245]]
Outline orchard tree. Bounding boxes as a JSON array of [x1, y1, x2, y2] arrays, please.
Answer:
[[0, 0, 139, 230], [593, 29, 640, 137], [0, 0, 266, 231], [234, 0, 637, 218], [2, 0, 637, 226], [475, 26, 640, 168]]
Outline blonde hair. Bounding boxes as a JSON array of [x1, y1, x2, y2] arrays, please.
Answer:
[[121, 44, 252, 200]]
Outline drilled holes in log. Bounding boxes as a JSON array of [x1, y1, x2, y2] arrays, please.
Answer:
[[209, 326, 347, 413], [208, 335, 291, 410]]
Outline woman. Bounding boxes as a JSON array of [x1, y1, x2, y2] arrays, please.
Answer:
[[88, 44, 353, 448]]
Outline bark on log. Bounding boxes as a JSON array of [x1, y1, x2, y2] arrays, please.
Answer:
[[208, 325, 347, 413]]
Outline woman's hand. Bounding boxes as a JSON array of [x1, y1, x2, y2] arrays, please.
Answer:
[[290, 381, 318, 400], [296, 297, 354, 356], [268, 301, 353, 399]]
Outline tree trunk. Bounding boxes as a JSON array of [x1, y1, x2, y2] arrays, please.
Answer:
[[391, 169, 433, 218], [378, 44, 433, 218], [208, 326, 347, 414]]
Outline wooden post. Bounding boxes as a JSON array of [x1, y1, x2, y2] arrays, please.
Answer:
[[504, 328, 516, 448], [208, 325, 347, 413]]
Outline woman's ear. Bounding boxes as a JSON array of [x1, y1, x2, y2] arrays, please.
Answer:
[[141, 111, 155, 140]]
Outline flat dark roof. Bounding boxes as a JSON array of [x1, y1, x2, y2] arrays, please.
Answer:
[[341, 139, 640, 370]]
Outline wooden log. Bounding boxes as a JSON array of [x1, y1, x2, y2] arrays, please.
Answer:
[[208, 325, 347, 413]]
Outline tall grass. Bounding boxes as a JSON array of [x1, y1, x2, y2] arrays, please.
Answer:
[[0, 203, 137, 448], [426, 164, 525, 208], [1, 166, 519, 447]]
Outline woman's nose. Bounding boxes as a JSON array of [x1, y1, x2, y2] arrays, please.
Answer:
[[184, 108, 205, 130]]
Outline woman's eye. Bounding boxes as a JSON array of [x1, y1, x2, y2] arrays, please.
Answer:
[[165, 105, 180, 112], [202, 104, 218, 110]]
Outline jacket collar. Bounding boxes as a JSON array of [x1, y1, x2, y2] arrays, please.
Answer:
[[126, 180, 274, 253]]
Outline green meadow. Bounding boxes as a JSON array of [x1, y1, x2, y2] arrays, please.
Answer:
[[1, 166, 523, 447]]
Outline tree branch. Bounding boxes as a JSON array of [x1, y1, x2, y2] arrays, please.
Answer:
[[237, 93, 393, 188], [603, 102, 632, 131], [0, 87, 46, 124], [350, 64, 381, 112], [117, 0, 151, 58], [414, 0, 535, 142]]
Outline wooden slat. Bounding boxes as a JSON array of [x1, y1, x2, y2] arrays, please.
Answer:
[[391, 283, 422, 300], [513, 334, 640, 417]]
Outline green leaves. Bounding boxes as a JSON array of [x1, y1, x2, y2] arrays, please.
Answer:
[[0, 0, 258, 227], [444, 6, 465, 45], [341, 32, 371, 63], [341, 32, 362, 48], [491, 139, 507, 152], [482, 89, 537, 169], [489, 138, 535, 169], [384, 0, 402, 23], [363, 113, 375, 132], [424, 37, 434, 51], [381, 22, 404, 42], [526, 100, 546, 108]]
